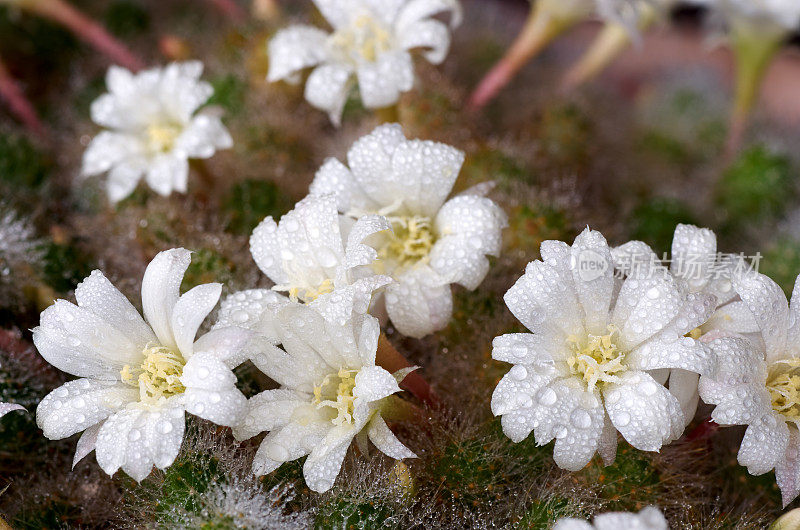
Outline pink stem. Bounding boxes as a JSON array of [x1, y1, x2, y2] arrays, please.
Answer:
[[207, 0, 246, 22], [0, 56, 46, 136], [378, 334, 439, 407], [26, 0, 144, 71]]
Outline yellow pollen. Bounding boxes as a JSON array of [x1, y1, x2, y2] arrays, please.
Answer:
[[312, 368, 359, 426], [286, 278, 335, 304], [121, 343, 186, 405], [329, 14, 393, 63], [768, 359, 800, 419], [145, 122, 182, 153], [566, 325, 626, 393], [377, 215, 436, 269]]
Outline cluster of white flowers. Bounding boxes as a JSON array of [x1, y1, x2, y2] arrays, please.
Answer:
[[266, 0, 462, 125], [553, 506, 668, 530], [38, 123, 504, 493], [491, 222, 800, 506]]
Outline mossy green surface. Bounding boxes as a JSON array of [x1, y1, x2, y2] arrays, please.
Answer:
[[222, 179, 293, 236], [761, 239, 800, 296], [104, 0, 150, 37], [630, 197, 698, 254], [0, 133, 49, 190]]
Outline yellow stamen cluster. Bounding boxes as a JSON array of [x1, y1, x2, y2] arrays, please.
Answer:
[[313, 368, 359, 426], [566, 326, 626, 393], [145, 122, 182, 154], [330, 14, 393, 63], [287, 277, 335, 303], [378, 215, 436, 269], [121, 343, 186, 405], [768, 359, 800, 419]]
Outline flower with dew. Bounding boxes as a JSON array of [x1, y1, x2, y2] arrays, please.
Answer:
[[34, 248, 251, 481], [491, 228, 717, 471], [698, 270, 800, 506], [266, 0, 461, 125], [231, 299, 416, 493], [214, 193, 392, 332], [81, 62, 233, 203], [309, 123, 507, 338], [612, 223, 760, 425], [553, 506, 668, 530], [0, 402, 25, 419]]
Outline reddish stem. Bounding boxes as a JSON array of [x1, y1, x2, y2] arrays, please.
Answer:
[[25, 0, 144, 71], [377, 334, 439, 408], [0, 56, 45, 136]]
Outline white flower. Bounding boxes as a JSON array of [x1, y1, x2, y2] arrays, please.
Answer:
[[553, 506, 668, 530], [81, 62, 233, 203], [232, 300, 416, 493], [698, 271, 800, 507], [309, 123, 507, 338], [491, 228, 716, 471], [612, 224, 759, 423], [215, 193, 392, 332], [267, 0, 461, 125], [0, 403, 25, 419], [34, 248, 250, 481]]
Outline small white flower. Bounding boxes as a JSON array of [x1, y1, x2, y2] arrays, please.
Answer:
[[232, 300, 416, 493], [81, 62, 233, 203], [267, 0, 461, 125], [0, 402, 26, 419], [612, 224, 759, 423], [34, 248, 250, 481], [553, 506, 668, 530], [309, 123, 507, 338], [491, 228, 716, 471], [699, 271, 800, 507], [215, 193, 392, 331]]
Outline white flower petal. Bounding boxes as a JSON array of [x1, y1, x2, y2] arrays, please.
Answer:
[[613, 275, 682, 351], [145, 154, 189, 196], [346, 123, 406, 201], [396, 0, 462, 32], [250, 216, 288, 284], [95, 408, 145, 480], [597, 414, 618, 466], [356, 50, 413, 109], [37, 379, 136, 440], [668, 369, 700, 425], [709, 382, 771, 425], [343, 214, 391, 270], [175, 113, 233, 159], [384, 266, 452, 338], [214, 289, 289, 338], [670, 224, 717, 292], [267, 25, 330, 82], [776, 426, 800, 507], [73, 421, 102, 469], [305, 63, 353, 126], [733, 271, 789, 363], [552, 519, 593, 530], [141, 248, 191, 351], [434, 194, 506, 255], [738, 413, 790, 475], [367, 414, 416, 459], [35, 300, 141, 377], [627, 336, 715, 376], [398, 19, 451, 63], [181, 351, 247, 426], [303, 424, 356, 492], [704, 300, 760, 335], [354, 365, 401, 403], [570, 228, 614, 336], [143, 407, 185, 470], [159, 61, 212, 119], [232, 389, 306, 441], [81, 131, 141, 177], [0, 402, 25, 419], [603, 371, 683, 451], [551, 382, 606, 471], [310, 158, 376, 213], [106, 157, 147, 203], [171, 283, 222, 358], [75, 270, 155, 350], [252, 413, 331, 476], [491, 333, 560, 366]]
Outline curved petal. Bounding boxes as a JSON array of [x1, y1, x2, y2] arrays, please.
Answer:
[[384, 266, 452, 338], [181, 351, 247, 426], [145, 153, 189, 196], [250, 216, 288, 284], [434, 194, 506, 256], [398, 19, 451, 63], [627, 336, 716, 376], [75, 270, 155, 351], [0, 403, 25, 419], [344, 214, 392, 270], [356, 50, 413, 110], [252, 412, 331, 476], [143, 406, 186, 470], [267, 25, 331, 82], [395, 0, 462, 32], [106, 157, 148, 204], [303, 424, 356, 492], [776, 427, 800, 507], [346, 123, 407, 203], [491, 333, 561, 366], [213, 289, 289, 338], [310, 158, 376, 213], [570, 228, 614, 336], [670, 224, 717, 292], [550, 381, 605, 471], [73, 422, 102, 469], [305, 63, 354, 127], [81, 131, 142, 177], [232, 389, 306, 441], [603, 371, 683, 452], [491, 363, 560, 440], [142, 248, 192, 351], [738, 413, 790, 475], [733, 271, 789, 363], [613, 275, 682, 351], [171, 283, 222, 359], [367, 414, 416, 459], [192, 326, 253, 369], [175, 113, 233, 159], [354, 365, 401, 403]]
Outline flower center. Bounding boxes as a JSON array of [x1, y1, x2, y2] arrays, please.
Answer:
[[312, 368, 358, 426], [566, 326, 626, 393], [767, 359, 800, 419], [121, 343, 186, 405], [145, 122, 182, 154], [377, 215, 436, 270], [283, 277, 335, 304], [329, 14, 393, 63]]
